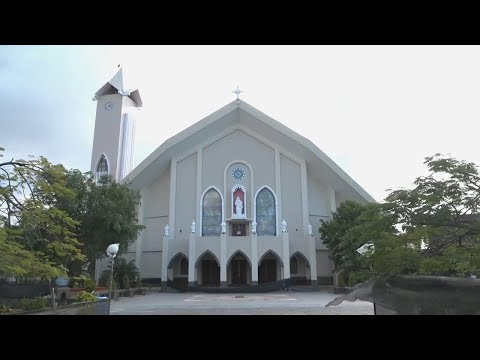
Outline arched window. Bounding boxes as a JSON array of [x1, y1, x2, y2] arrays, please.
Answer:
[[97, 156, 108, 173], [202, 188, 222, 236], [256, 188, 276, 236], [96, 155, 109, 176], [180, 258, 188, 275]]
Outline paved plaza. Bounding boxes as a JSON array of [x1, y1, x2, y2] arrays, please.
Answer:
[[110, 291, 374, 315]]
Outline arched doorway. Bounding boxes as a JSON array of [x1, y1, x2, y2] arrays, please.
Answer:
[[168, 253, 188, 289], [290, 252, 311, 285], [196, 251, 220, 287], [258, 250, 282, 284], [227, 251, 251, 286]]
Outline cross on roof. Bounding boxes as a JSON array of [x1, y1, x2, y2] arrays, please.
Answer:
[[233, 86, 243, 100]]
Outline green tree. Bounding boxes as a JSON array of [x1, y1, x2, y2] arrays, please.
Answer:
[[321, 154, 480, 286], [58, 172, 144, 278], [320, 201, 400, 285], [0, 147, 85, 278], [386, 153, 480, 255]]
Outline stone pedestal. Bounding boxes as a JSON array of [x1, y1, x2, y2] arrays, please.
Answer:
[[161, 234, 169, 290], [220, 232, 227, 287], [309, 234, 318, 287], [188, 232, 196, 287], [282, 231, 290, 280], [251, 232, 258, 285]]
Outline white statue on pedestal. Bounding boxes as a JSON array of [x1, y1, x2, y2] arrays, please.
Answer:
[[252, 221, 257, 234], [191, 220, 196, 234], [282, 219, 287, 233], [221, 221, 226, 234], [164, 224, 169, 237], [308, 223, 313, 236], [235, 196, 243, 217]]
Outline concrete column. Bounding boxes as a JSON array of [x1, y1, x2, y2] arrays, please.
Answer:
[[328, 186, 336, 216], [251, 232, 258, 285], [169, 159, 176, 238], [282, 231, 290, 280], [274, 148, 282, 236], [327, 186, 338, 286], [300, 161, 309, 236], [196, 148, 202, 234], [220, 232, 227, 287], [309, 234, 318, 286], [135, 188, 145, 276], [161, 234, 169, 290], [188, 232, 196, 287]]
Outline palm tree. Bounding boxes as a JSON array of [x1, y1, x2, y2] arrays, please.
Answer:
[[114, 258, 139, 289], [102, 258, 139, 289]]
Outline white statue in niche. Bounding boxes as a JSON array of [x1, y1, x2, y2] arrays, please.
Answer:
[[235, 196, 243, 217], [164, 224, 169, 237], [191, 220, 196, 234], [282, 219, 287, 233], [308, 223, 313, 236]]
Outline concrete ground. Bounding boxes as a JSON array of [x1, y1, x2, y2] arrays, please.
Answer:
[[110, 291, 374, 315]]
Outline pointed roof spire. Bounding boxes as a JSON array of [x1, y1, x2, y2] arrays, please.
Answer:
[[109, 67, 124, 92], [93, 66, 142, 107]]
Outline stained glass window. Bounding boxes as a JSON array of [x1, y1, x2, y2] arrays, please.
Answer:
[[256, 188, 276, 236], [202, 188, 222, 236]]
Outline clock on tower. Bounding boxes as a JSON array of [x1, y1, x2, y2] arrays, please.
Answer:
[[90, 67, 143, 182]]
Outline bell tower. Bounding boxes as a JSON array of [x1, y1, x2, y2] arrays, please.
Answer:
[[90, 67, 142, 182]]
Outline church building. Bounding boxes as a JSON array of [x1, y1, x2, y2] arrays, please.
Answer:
[[91, 69, 375, 289]]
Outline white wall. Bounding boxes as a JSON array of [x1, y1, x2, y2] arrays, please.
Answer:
[[226, 236, 252, 264], [141, 252, 162, 279], [316, 250, 333, 277], [174, 153, 197, 240], [257, 236, 283, 266], [280, 155, 304, 240]]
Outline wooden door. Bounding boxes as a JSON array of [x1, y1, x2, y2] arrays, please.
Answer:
[[232, 259, 247, 285], [259, 259, 277, 284], [202, 260, 220, 286]]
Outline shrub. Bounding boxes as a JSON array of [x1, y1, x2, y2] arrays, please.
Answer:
[[20, 297, 49, 311], [0, 304, 12, 314], [84, 278, 96, 293], [76, 291, 97, 303], [100, 259, 139, 289], [113, 259, 139, 289], [99, 270, 117, 289]]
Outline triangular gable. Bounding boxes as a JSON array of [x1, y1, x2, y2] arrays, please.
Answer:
[[124, 100, 375, 203]]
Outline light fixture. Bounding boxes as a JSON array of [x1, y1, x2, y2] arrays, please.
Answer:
[[106, 243, 120, 315], [106, 243, 120, 258]]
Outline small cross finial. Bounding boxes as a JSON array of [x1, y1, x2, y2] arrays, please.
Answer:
[[233, 85, 243, 100]]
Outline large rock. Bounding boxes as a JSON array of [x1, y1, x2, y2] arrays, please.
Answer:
[[326, 275, 480, 315]]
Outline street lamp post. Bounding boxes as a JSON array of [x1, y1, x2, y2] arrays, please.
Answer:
[[106, 243, 119, 315]]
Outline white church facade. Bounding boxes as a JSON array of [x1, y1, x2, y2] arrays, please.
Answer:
[[91, 69, 375, 289]]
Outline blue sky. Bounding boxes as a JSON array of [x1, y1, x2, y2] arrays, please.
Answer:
[[2, 45, 480, 202]]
